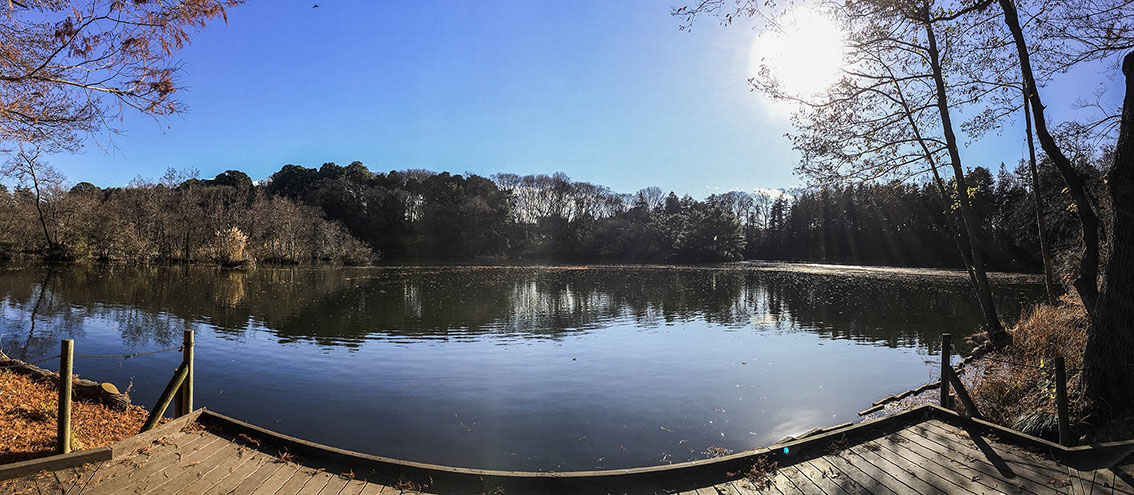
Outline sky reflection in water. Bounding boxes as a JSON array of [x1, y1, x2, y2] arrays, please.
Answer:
[[0, 263, 1043, 470]]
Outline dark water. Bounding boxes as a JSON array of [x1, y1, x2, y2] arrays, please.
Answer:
[[0, 263, 1043, 471]]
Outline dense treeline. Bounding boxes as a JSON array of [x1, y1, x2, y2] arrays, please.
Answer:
[[0, 156, 1098, 271], [757, 159, 1103, 273], [0, 168, 373, 265], [264, 163, 748, 262]]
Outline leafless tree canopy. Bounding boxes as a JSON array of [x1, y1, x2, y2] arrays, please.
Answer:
[[0, 0, 240, 153]]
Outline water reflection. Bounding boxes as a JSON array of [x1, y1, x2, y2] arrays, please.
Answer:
[[0, 263, 1044, 470], [1, 264, 1040, 354]]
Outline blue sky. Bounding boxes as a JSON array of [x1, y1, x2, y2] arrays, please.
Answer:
[[46, 0, 1126, 198]]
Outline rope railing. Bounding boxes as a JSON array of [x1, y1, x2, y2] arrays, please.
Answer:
[[0, 344, 185, 369], [1, 333, 196, 453], [0, 353, 62, 369], [74, 345, 184, 359]]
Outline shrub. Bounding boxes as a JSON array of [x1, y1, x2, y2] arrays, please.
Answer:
[[215, 226, 250, 267], [960, 295, 1089, 441]]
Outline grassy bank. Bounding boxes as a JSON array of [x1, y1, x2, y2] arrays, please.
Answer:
[[0, 370, 148, 464], [958, 296, 1133, 443]]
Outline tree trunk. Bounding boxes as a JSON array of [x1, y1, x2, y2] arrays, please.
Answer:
[[924, 19, 1010, 347], [1081, 52, 1134, 414], [1024, 94, 1058, 304], [999, 0, 1101, 311], [23, 163, 59, 254]]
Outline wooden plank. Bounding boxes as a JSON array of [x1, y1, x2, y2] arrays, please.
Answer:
[[768, 469, 802, 494], [122, 434, 225, 492], [837, 446, 929, 495], [853, 440, 970, 495], [295, 470, 336, 495], [195, 406, 935, 485], [727, 478, 779, 495], [249, 462, 302, 494], [229, 455, 285, 493], [876, 431, 1032, 495], [275, 467, 321, 495], [1088, 467, 1134, 495], [104, 433, 224, 494], [0, 447, 113, 481], [712, 481, 744, 495], [74, 431, 205, 492], [354, 481, 388, 495], [915, 420, 1075, 486], [108, 409, 204, 457], [804, 458, 869, 495], [131, 435, 237, 494], [155, 437, 246, 491], [0, 475, 41, 495], [1110, 463, 1134, 494], [818, 452, 901, 495], [31, 471, 64, 495], [793, 461, 851, 495], [168, 440, 254, 494], [779, 464, 822, 494], [208, 450, 277, 494], [339, 479, 370, 495], [917, 420, 1069, 478], [59, 462, 104, 494], [87, 431, 209, 492], [47, 466, 82, 493], [891, 428, 1059, 495], [844, 443, 948, 495], [317, 472, 352, 494]]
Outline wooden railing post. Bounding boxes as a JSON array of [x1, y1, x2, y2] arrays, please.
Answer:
[[940, 333, 952, 409], [945, 367, 983, 420], [58, 339, 73, 454], [1055, 356, 1071, 446], [182, 329, 194, 414], [141, 363, 189, 432]]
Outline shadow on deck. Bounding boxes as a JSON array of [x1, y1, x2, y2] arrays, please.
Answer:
[[2, 405, 1132, 494]]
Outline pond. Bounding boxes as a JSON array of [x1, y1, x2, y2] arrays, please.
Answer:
[[0, 262, 1044, 471]]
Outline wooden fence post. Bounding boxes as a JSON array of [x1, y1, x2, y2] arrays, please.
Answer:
[[58, 339, 73, 454], [1055, 356, 1071, 446], [940, 333, 952, 409], [182, 329, 194, 414], [141, 363, 189, 433]]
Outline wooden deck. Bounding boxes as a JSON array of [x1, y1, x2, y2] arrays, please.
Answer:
[[2, 406, 1132, 494]]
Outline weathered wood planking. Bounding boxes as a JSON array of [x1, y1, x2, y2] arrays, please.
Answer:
[[3, 404, 1134, 494]]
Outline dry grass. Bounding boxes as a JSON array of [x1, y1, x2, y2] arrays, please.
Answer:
[[1004, 294, 1088, 369], [961, 296, 1090, 440], [0, 370, 148, 464]]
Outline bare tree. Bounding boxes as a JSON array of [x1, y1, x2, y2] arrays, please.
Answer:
[[3, 149, 69, 255], [679, 0, 1012, 346], [0, 0, 241, 152], [995, 0, 1103, 311]]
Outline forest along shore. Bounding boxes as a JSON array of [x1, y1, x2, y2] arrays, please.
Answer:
[[1, 163, 1079, 273]]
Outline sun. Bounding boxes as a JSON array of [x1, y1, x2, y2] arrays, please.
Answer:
[[750, 9, 846, 98]]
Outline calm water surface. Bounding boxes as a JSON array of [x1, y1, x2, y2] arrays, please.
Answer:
[[0, 263, 1043, 470]]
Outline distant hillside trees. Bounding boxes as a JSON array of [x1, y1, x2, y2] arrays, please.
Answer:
[[0, 159, 1097, 270], [752, 162, 1102, 274], [0, 166, 373, 265]]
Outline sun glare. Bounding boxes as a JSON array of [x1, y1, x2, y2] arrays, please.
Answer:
[[750, 9, 846, 99]]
